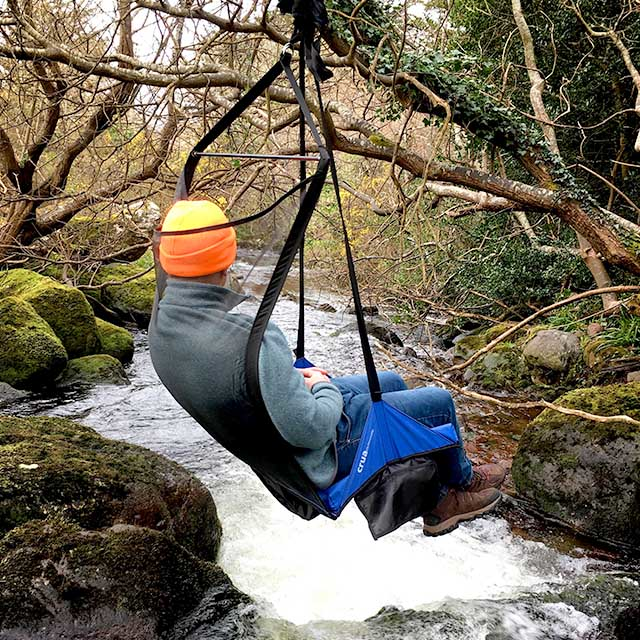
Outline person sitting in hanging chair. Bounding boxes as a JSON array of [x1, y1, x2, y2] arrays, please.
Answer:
[[149, 200, 508, 537]]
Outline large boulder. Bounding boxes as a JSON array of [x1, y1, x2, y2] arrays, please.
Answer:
[[512, 382, 640, 549], [96, 317, 134, 363], [56, 354, 129, 387], [0, 269, 98, 358], [522, 329, 581, 372], [0, 415, 221, 560], [0, 519, 249, 639], [94, 252, 156, 327], [0, 297, 67, 389]]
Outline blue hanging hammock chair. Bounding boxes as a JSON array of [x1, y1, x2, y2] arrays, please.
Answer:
[[150, 4, 459, 539]]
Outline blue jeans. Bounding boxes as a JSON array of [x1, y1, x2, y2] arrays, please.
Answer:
[[332, 372, 473, 489]]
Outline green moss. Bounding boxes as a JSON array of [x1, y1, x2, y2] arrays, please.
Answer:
[[93, 252, 155, 326], [453, 333, 487, 360], [0, 297, 68, 389], [0, 518, 236, 633], [471, 342, 529, 391], [547, 382, 640, 438], [96, 318, 134, 363], [0, 415, 221, 559], [0, 269, 98, 358], [57, 354, 129, 387], [483, 322, 515, 342]]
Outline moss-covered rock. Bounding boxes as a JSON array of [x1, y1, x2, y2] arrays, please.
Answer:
[[0, 268, 98, 358], [0, 297, 67, 389], [470, 343, 529, 391], [452, 332, 486, 361], [94, 252, 156, 327], [522, 329, 581, 372], [96, 318, 134, 363], [0, 519, 247, 637], [57, 354, 129, 387], [512, 382, 640, 549], [0, 415, 222, 560]]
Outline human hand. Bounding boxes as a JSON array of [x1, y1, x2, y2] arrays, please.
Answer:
[[300, 368, 331, 390], [298, 366, 329, 377]]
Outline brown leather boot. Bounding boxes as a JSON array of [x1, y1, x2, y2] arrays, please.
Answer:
[[466, 462, 508, 492], [423, 488, 501, 536]]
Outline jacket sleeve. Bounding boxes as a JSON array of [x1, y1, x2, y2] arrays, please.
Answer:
[[258, 323, 343, 449]]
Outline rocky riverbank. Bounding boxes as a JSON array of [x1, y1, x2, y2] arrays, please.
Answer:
[[0, 414, 254, 639]]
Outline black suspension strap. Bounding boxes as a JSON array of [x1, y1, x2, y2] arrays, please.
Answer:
[[245, 54, 330, 395], [296, 49, 307, 361], [311, 75, 383, 403]]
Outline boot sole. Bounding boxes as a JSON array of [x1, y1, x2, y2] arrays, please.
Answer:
[[423, 492, 502, 537]]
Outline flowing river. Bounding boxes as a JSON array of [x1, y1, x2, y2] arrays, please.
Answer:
[[8, 256, 638, 639]]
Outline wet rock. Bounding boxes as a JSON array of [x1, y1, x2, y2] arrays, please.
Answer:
[[0, 415, 222, 559], [96, 318, 134, 363], [0, 382, 28, 406], [453, 332, 485, 361], [166, 580, 256, 640], [615, 605, 640, 640], [341, 319, 403, 346], [0, 269, 99, 358], [0, 297, 67, 389], [315, 302, 337, 313], [0, 519, 237, 638], [471, 344, 528, 392], [555, 573, 640, 636], [57, 354, 129, 387], [94, 252, 156, 327], [522, 329, 581, 372], [346, 304, 379, 316], [365, 320, 403, 346], [512, 382, 640, 550]]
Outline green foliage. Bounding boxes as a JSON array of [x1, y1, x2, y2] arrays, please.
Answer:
[[448, 0, 640, 217], [440, 212, 592, 318], [599, 311, 640, 350]]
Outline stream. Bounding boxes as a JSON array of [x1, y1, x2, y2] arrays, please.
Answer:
[[7, 255, 638, 639]]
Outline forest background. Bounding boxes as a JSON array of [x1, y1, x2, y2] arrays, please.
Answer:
[[1, 0, 639, 364]]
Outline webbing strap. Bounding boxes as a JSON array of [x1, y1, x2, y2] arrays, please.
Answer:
[[245, 59, 329, 394], [311, 75, 383, 403], [296, 52, 307, 360], [159, 175, 315, 236]]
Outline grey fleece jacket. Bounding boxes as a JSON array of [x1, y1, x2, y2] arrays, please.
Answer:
[[149, 279, 343, 488]]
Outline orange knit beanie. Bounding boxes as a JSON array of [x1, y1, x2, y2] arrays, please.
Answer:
[[159, 200, 237, 277]]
